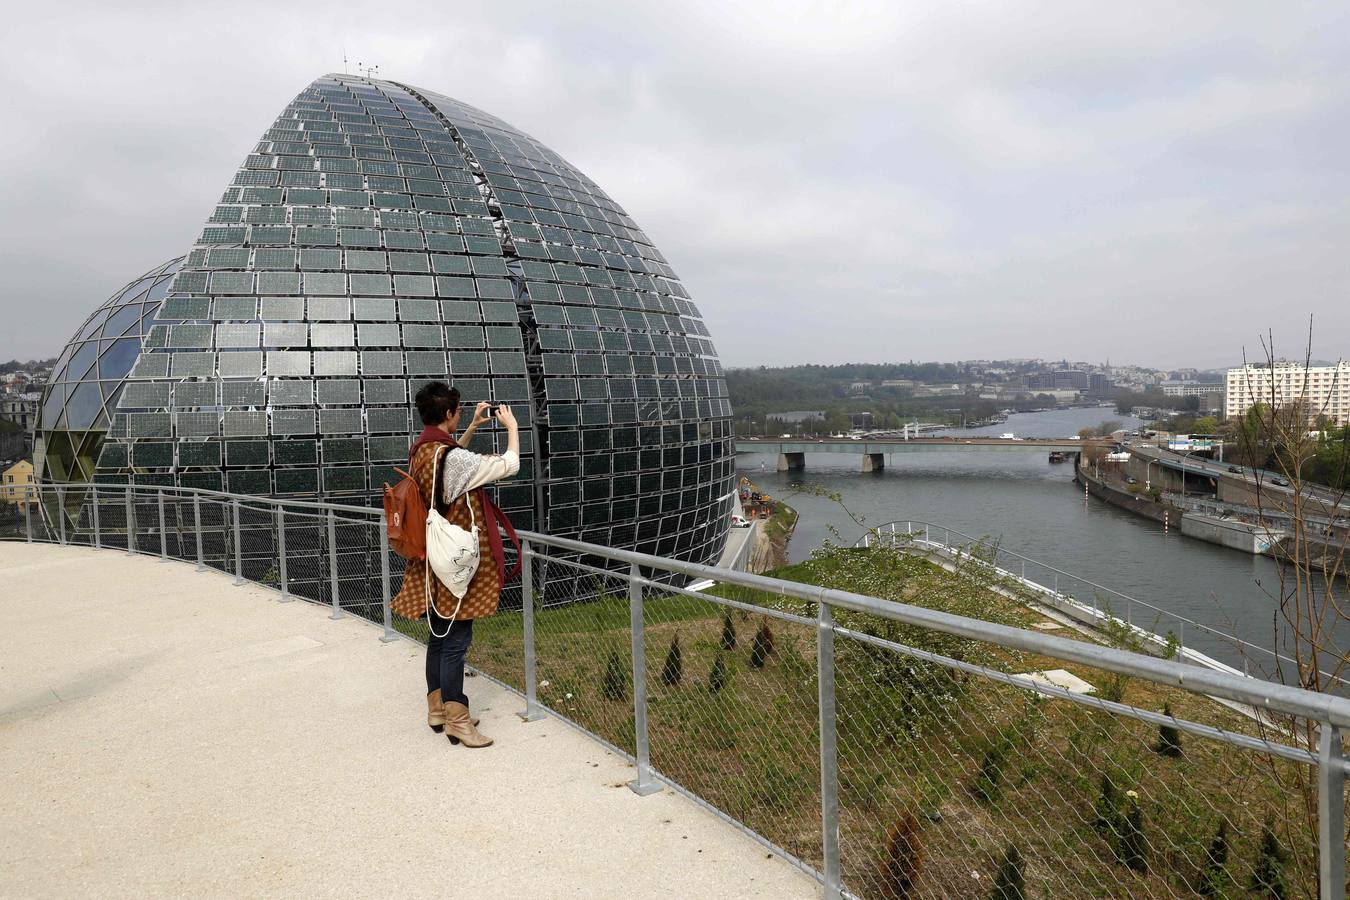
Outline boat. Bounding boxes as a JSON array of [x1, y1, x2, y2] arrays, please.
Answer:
[[1048, 451, 1067, 463]]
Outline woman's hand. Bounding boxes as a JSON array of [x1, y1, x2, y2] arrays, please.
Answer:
[[471, 401, 492, 428], [495, 404, 517, 429]]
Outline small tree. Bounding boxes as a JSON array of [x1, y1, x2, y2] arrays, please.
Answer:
[[972, 741, 1009, 805], [1119, 792, 1147, 873], [1154, 702, 1182, 757], [602, 649, 627, 701], [879, 813, 923, 900], [1249, 817, 1288, 899], [709, 653, 729, 693], [989, 844, 1026, 900], [660, 634, 682, 687], [1093, 773, 1123, 840], [1197, 819, 1230, 896], [720, 611, 737, 650], [750, 621, 775, 668]]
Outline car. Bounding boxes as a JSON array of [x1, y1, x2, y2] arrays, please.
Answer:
[[1125, 476, 1138, 485], [1227, 465, 1242, 473], [730, 514, 752, 528], [1271, 477, 1290, 487], [780, 433, 793, 438]]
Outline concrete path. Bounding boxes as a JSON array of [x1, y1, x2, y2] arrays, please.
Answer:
[[0, 543, 816, 900]]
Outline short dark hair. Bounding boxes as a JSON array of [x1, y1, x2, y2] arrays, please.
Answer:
[[415, 381, 461, 426]]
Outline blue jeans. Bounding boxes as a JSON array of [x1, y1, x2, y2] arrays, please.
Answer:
[[425, 613, 474, 707]]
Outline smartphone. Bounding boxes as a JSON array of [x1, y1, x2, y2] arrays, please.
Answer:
[[486, 403, 500, 415]]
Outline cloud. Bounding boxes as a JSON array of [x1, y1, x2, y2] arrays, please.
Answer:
[[0, 0, 1346, 371]]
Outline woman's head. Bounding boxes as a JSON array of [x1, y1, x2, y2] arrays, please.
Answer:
[[415, 381, 461, 429]]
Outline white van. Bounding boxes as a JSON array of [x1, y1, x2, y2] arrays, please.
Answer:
[[731, 513, 751, 528]]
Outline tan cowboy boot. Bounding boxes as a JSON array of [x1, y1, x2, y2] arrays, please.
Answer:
[[427, 690, 478, 730], [443, 701, 493, 748], [426, 690, 445, 733]]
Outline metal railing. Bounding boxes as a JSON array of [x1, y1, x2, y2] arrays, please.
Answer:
[[3, 481, 1347, 899]]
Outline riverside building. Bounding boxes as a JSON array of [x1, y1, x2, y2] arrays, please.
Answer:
[[1224, 361, 1350, 425]]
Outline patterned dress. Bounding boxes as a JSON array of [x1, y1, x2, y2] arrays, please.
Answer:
[[391, 440, 509, 622]]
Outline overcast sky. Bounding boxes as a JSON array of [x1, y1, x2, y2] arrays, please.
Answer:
[[1, 1, 1346, 370]]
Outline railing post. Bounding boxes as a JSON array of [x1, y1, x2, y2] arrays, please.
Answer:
[[1317, 723, 1346, 899], [628, 562, 660, 796], [57, 486, 66, 545], [92, 485, 101, 549], [232, 499, 243, 585], [23, 484, 32, 542], [275, 504, 290, 601], [327, 509, 342, 619], [125, 489, 135, 555], [379, 525, 397, 642], [818, 601, 842, 899], [518, 542, 546, 722], [157, 490, 167, 561], [193, 493, 204, 572]]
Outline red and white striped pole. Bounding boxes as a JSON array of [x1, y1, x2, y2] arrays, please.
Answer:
[[1163, 511, 1169, 534]]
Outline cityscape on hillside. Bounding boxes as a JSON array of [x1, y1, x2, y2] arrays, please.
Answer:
[[721, 356, 1349, 435]]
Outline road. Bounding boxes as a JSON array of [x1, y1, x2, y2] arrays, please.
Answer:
[[1125, 442, 1349, 514]]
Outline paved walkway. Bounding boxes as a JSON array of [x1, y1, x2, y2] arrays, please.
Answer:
[[0, 543, 816, 899]]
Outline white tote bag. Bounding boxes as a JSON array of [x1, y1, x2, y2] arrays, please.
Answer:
[[424, 445, 481, 635]]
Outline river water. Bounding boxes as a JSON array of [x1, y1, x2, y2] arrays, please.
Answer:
[[736, 407, 1347, 682]]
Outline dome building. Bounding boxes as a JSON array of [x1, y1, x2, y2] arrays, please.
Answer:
[[35, 257, 183, 490], [80, 74, 733, 565]]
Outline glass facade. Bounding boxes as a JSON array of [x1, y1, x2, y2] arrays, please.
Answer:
[[66, 75, 733, 564], [35, 257, 184, 487]]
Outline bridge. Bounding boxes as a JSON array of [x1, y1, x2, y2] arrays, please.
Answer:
[[734, 436, 1096, 471]]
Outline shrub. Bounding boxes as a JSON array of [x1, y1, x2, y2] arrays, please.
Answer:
[[1197, 819, 1230, 896], [879, 813, 923, 899], [1154, 702, 1182, 757], [1119, 793, 1147, 873], [720, 610, 737, 650], [602, 649, 627, 701], [972, 740, 1010, 805], [989, 844, 1026, 900], [750, 621, 775, 668], [660, 634, 682, 687], [1249, 817, 1288, 899], [709, 653, 729, 693], [1093, 773, 1124, 841]]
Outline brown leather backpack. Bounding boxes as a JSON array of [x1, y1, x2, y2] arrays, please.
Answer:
[[383, 467, 428, 559]]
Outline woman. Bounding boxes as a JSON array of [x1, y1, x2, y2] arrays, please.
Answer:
[[391, 381, 519, 748]]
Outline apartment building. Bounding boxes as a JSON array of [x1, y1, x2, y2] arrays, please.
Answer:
[[1225, 362, 1350, 425]]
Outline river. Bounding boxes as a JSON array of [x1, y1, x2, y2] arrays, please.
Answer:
[[736, 406, 1347, 683]]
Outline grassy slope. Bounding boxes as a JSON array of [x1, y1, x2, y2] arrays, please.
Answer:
[[404, 548, 1329, 899]]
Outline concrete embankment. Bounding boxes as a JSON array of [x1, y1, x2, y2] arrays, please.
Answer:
[[1076, 463, 1285, 556], [1075, 465, 1172, 524]]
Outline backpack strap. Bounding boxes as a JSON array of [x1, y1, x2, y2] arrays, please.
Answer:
[[481, 491, 522, 584]]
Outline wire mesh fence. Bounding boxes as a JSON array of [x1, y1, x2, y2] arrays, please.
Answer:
[[5, 482, 1347, 899]]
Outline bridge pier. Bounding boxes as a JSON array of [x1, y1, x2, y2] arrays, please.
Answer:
[[777, 452, 805, 472], [863, 452, 885, 473]]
